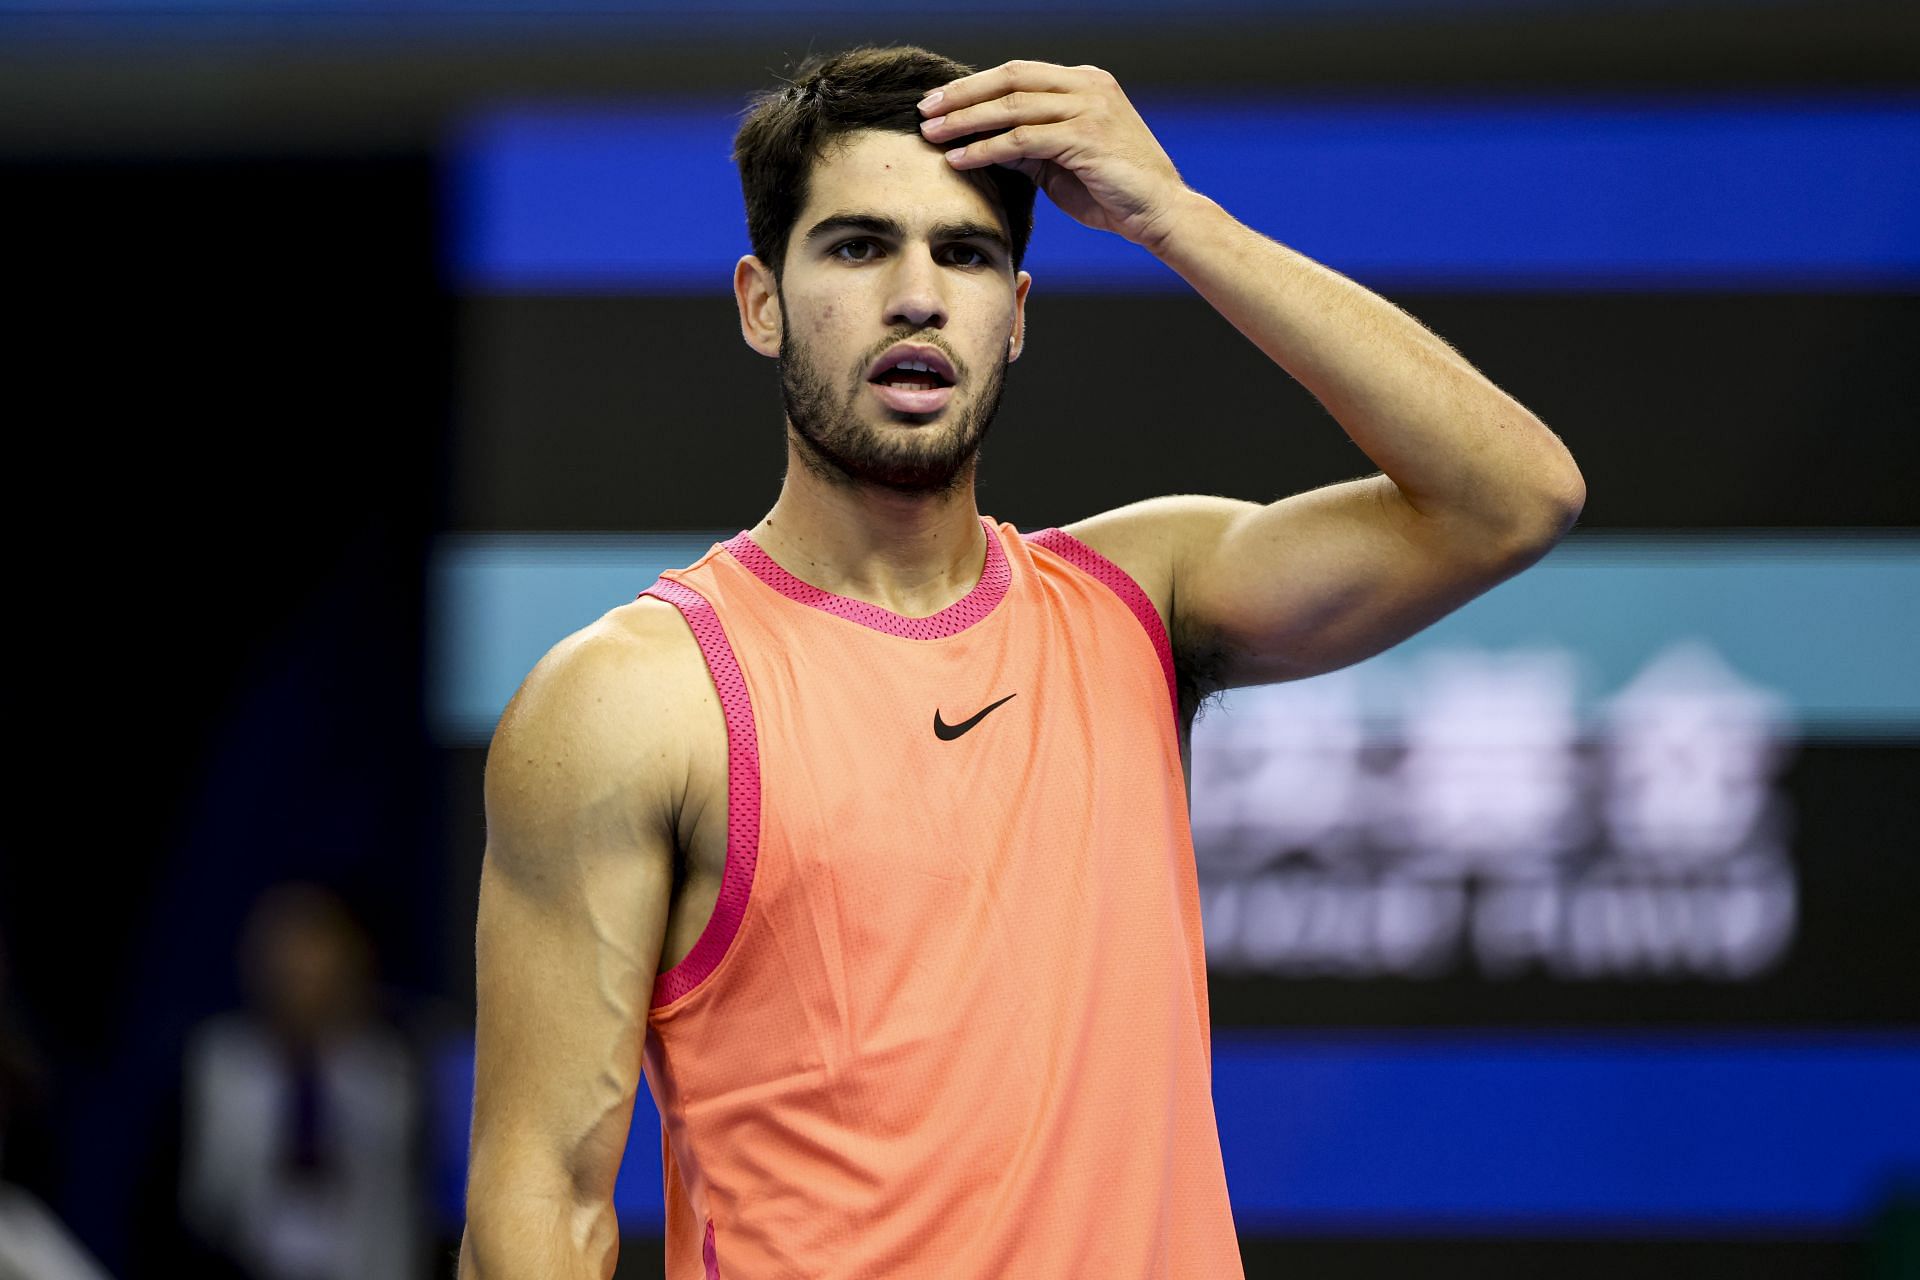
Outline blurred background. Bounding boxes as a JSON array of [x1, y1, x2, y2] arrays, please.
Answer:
[[5, 1, 1918, 1277]]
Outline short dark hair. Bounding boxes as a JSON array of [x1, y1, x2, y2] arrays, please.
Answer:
[[732, 44, 1038, 290]]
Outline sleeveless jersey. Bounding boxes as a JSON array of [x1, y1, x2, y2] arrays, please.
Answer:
[[635, 515, 1243, 1279]]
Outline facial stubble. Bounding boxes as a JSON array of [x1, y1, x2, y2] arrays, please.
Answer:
[[775, 290, 1010, 498]]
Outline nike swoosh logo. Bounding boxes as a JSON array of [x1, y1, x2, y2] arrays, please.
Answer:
[[933, 693, 1017, 741]]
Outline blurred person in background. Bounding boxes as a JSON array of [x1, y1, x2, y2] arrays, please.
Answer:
[[0, 924, 110, 1280], [180, 883, 422, 1280]]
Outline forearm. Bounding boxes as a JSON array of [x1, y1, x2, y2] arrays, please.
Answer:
[[459, 1191, 618, 1280], [1147, 189, 1584, 539]]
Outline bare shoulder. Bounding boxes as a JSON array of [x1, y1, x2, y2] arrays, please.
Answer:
[[1057, 494, 1261, 730], [1055, 493, 1259, 641], [485, 595, 714, 843], [466, 595, 711, 1254]]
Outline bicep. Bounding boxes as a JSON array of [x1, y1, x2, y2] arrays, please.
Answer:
[[471, 826, 672, 1202], [467, 632, 679, 1240], [1170, 475, 1543, 688]]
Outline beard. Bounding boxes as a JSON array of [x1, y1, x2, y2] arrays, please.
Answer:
[[775, 308, 1010, 498]]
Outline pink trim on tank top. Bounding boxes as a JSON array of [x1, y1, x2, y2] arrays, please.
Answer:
[[702, 1217, 721, 1278], [1023, 527, 1179, 723], [636, 576, 761, 1011], [722, 515, 1009, 639]]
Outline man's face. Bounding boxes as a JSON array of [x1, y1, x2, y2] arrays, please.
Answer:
[[742, 128, 1031, 496]]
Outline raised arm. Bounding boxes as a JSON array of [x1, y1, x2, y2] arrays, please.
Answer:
[[1113, 184, 1583, 692], [918, 62, 1584, 699], [459, 610, 687, 1279]]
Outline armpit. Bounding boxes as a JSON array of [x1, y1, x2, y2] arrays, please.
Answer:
[[1171, 606, 1234, 727]]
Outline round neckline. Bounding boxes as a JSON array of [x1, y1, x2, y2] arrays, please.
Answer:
[[722, 515, 1011, 640]]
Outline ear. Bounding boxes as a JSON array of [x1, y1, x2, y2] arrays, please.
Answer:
[[736, 255, 781, 359], [1009, 269, 1032, 362]]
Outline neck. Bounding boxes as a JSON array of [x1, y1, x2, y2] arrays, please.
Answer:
[[748, 448, 989, 618]]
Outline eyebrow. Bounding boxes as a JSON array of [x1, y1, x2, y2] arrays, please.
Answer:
[[802, 211, 1010, 260]]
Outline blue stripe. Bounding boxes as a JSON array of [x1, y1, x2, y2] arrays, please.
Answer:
[[426, 532, 1920, 745], [429, 1031, 1920, 1232], [448, 96, 1920, 291], [1213, 1031, 1920, 1232], [427, 532, 721, 744]]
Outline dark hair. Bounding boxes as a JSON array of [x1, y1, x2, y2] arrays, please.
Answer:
[[732, 44, 1038, 290]]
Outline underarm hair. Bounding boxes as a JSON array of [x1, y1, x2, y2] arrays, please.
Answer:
[[1171, 603, 1233, 727]]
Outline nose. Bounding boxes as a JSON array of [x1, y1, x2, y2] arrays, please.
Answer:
[[881, 243, 949, 333]]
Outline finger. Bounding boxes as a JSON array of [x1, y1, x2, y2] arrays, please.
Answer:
[[944, 121, 1074, 171], [920, 89, 1080, 146], [920, 58, 1084, 115]]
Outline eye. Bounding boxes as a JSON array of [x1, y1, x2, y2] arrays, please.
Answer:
[[830, 238, 991, 268], [831, 238, 879, 262]]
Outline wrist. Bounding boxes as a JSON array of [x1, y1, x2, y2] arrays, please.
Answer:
[[1141, 187, 1223, 260]]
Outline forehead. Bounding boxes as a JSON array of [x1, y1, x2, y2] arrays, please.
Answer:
[[797, 128, 1005, 238]]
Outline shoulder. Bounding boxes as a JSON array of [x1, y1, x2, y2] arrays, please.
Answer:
[[1052, 498, 1259, 633], [1052, 495, 1258, 725], [484, 595, 713, 839], [1051, 494, 1259, 632], [184, 1011, 266, 1070]]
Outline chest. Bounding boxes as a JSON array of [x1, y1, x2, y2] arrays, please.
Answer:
[[655, 600, 1191, 974]]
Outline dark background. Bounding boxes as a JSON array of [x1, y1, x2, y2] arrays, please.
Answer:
[[4, 3, 1917, 1277]]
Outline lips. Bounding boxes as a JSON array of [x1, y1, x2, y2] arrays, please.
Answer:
[[865, 343, 957, 385], [868, 380, 955, 414], [866, 342, 957, 415]]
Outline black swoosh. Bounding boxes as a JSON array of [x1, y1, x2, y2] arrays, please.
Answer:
[[933, 693, 1017, 741]]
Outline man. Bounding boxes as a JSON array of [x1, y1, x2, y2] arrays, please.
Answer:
[[182, 885, 420, 1280], [461, 45, 1584, 1279]]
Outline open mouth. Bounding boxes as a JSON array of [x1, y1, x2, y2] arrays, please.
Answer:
[[867, 376, 956, 413], [868, 369, 954, 392]]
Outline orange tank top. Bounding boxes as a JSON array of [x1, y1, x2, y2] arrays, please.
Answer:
[[636, 515, 1243, 1279]]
